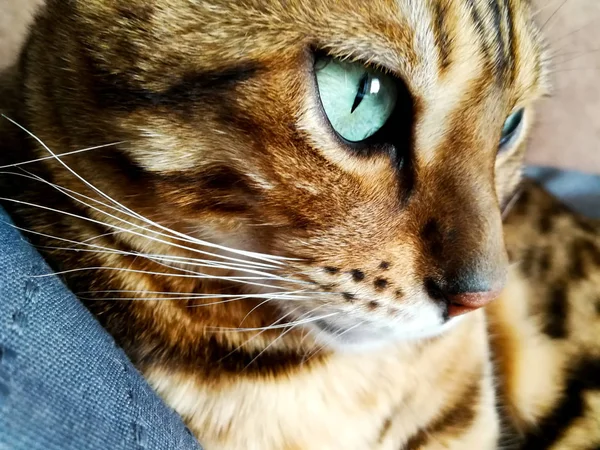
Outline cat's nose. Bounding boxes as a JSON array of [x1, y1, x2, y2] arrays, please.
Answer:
[[425, 275, 505, 318], [446, 290, 500, 317]]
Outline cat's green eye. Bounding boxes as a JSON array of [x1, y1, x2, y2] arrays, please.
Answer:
[[315, 56, 398, 143], [500, 109, 524, 147]]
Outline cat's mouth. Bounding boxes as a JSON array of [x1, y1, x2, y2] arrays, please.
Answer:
[[293, 295, 465, 350], [307, 314, 463, 350]]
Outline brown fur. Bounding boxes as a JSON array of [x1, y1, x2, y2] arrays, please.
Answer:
[[489, 181, 600, 449], [1, 0, 595, 448]]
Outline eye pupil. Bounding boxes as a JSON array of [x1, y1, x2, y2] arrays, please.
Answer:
[[351, 73, 370, 114]]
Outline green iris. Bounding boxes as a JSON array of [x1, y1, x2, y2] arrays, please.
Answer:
[[500, 109, 524, 147], [315, 56, 398, 143]]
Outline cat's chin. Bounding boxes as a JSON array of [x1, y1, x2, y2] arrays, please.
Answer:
[[303, 310, 465, 352]]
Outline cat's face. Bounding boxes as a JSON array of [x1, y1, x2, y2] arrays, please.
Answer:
[[37, 0, 547, 348]]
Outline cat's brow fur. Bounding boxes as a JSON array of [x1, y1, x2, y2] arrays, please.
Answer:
[[0, 0, 598, 448]]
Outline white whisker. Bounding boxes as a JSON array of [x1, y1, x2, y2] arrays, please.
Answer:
[[239, 296, 285, 326], [79, 294, 310, 303], [78, 289, 309, 298], [243, 319, 305, 368], [144, 252, 310, 286], [216, 306, 305, 364], [306, 320, 365, 363], [37, 242, 309, 287], [35, 241, 283, 274], [3, 169, 281, 270], [204, 312, 339, 333], [242, 304, 334, 369], [0, 141, 126, 169], [81, 230, 126, 243], [32, 265, 294, 290], [8, 222, 292, 284], [79, 289, 336, 301], [0, 197, 294, 282], [2, 114, 298, 265]]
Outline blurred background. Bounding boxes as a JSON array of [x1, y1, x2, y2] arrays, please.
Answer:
[[1, 0, 598, 174]]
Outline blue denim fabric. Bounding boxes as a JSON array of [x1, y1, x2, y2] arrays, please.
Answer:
[[0, 209, 202, 449], [0, 166, 598, 449], [525, 166, 600, 219]]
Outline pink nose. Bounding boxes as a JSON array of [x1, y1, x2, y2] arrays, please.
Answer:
[[446, 291, 500, 318]]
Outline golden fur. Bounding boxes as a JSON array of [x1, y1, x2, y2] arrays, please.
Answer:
[[490, 181, 600, 448], [1, 0, 597, 448]]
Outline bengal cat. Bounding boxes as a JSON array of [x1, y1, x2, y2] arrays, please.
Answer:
[[0, 0, 598, 448]]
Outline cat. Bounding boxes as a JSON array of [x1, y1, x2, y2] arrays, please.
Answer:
[[0, 0, 598, 448]]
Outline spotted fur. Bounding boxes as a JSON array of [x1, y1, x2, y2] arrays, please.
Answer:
[[490, 181, 600, 450], [0, 0, 595, 449]]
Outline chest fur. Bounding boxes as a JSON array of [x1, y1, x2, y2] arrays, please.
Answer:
[[144, 313, 498, 450]]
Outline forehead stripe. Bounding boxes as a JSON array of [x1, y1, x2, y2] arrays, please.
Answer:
[[463, 0, 517, 83], [87, 59, 259, 111], [489, 0, 507, 77], [503, 0, 518, 84], [431, 1, 452, 71], [464, 0, 493, 62]]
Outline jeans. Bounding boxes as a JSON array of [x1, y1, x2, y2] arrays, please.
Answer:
[[0, 206, 201, 449]]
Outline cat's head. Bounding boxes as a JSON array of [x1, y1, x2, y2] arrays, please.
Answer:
[[23, 0, 548, 348]]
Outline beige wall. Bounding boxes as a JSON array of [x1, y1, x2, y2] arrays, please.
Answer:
[[527, 0, 600, 174], [1, 0, 598, 174], [0, 0, 41, 67]]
